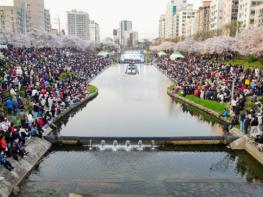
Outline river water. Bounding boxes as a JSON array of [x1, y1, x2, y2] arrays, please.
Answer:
[[58, 64, 223, 137], [16, 64, 263, 196]]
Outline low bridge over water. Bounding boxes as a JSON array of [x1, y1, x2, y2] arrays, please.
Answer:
[[45, 135, 239, 146]]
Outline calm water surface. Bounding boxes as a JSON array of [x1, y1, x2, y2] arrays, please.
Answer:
[[59, 64, 223, 137], [17, 148, 263, 197], [16, 65, 263, 197]]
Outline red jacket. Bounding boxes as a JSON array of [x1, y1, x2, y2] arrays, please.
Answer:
[[0, 138, 7, 149]]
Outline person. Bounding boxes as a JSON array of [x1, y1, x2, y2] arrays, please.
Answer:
[[223, 123, 230, 132], [0, 152, 14, 171], [250, 116, 259, 137], [230, 115, 239, 128], [239, 111, 246, 132], [244, 115, 251, 135], [6, 98, 13, 114], [222, 108, 229, 118]]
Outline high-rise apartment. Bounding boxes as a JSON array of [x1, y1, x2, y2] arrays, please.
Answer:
[[67, 10, 90, 40], [26, 0, 45, 32], [178, 4, 195, 37], [0, 0, 46, 33], [44, 9, 51, 32], [223, 0, 239, 26], [238, 0, 263, 30], [119, 20, 132, 47], [0, 0, 27, 33], [209, 0, 224, 30], [129, 31, 138, 48], [254, 3, 263, 26], [89, 20, 100, 43], [159, 14, 166, 39], [165, 0, 187, 39], [195, 1, 211, 34], [113, 29, 119, 44]]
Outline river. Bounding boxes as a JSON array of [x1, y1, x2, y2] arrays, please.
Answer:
[[16, 64, 263, 197], [58, 64, 223, 137]]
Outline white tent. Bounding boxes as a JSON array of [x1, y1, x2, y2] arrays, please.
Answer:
[[97, 51, 109, 57], [170, 51, 184, 60], [0, 44, 7, 49], [158, 51, 167, 57]]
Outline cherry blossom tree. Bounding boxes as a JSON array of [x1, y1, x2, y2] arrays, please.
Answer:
[[233, 27, 263, 57], [0, 30, 94, 50], [150, 26, 263, 58]]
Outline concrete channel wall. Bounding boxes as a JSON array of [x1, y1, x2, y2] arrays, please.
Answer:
[[0, 138, 51, 197], [45, 135, 239, 146], [0, 90, 99, 197], [167, 90, 230, 124], [167, 89, 263, 166]]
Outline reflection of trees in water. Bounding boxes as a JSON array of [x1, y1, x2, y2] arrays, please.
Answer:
[[53, 100, 91, 135], [235, 151, 263, 183], [210, 150, 263, 183], [178, 101, 224, 126], [209, 152, 236, 173]]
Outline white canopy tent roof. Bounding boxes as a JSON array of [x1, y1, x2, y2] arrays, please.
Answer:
[[170, 51, 184, 60], [158, 51, 167, 57], [97, 51, 110, 57]]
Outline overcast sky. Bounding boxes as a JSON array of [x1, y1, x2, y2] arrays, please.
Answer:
[[45, 0, 201, 40], [0, 0, 198, 39]]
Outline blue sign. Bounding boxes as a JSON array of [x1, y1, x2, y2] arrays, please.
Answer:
[[173, 6, 177, 14]]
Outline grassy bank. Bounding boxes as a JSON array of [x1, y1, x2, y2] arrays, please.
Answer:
[[181, 94, 227, 114], [87, 84, 97, 94], [169, 86, 228, 114], [224, 57, 263, 69]]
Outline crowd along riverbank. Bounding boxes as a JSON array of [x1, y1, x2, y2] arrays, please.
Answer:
[[166, 82, 263, 166], [0, 87, 99, 197], [0, 61, 114, 197], [154, 61, 263, 162]]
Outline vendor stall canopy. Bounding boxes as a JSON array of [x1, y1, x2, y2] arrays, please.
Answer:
[[170, 51, 184, 60], [158, 50, 167, 57]]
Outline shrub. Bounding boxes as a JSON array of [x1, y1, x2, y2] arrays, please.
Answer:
[[247, 56, 257, 63], [59, 71, 75, 79], [87, 85, 97, 94]]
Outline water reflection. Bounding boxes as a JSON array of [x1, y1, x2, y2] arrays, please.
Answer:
[[54, 64, 224, 137], [41, 146, 263, 184], [17, 148, 263, 197]]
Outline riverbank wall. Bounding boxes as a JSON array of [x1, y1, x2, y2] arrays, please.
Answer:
[[44, 90, 98, 136], [167, 90, 230, 124], [167, 89, 263, 165], [0, 138, 51, 197], [0, 89, 99, 197], [0, 59, 110, 197]]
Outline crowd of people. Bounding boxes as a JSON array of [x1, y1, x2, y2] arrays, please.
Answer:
[[0, 46, 112, 172], [156, 54, 263, 143]]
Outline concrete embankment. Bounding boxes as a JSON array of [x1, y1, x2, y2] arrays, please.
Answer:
[[167, 89, 263, 166], [44, 90, 98, 136], [0, 138, 51, 197], [0, 89, 99, 197], [45, 135, 239, 146], [167, 90, 230, 124], [230, 135, 263, 165], [0, 63, 111, 196]]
